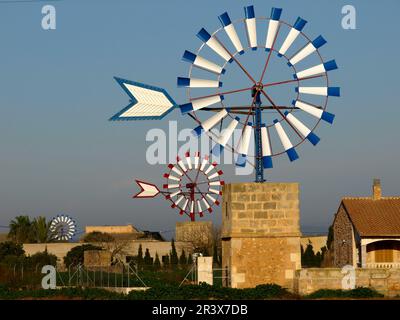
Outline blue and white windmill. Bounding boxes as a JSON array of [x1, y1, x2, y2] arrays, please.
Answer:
[[110, 5, 340, 183]]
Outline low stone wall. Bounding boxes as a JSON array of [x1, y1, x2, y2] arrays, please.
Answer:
[[294, 268, 400, 297]]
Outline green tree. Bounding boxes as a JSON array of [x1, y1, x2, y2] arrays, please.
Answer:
[[327, 225, 334, 249], [0, 241, 25, 262], [8, 216, 35, 244], [137, 244, 144, 268], [63, 244, 101, 267], [153, 252, 161, 270], [144, 248, 153, 269], [82, 232, 115, 243], [213, 243, 220, 266], [162, 255, 170, 269], [26, 249, 57, 269], [301, 241, 322, 267], [187, 253, 193, 266], [170, 238, 179, 268], [179, 249, 187, 266], [32, 216, 50, 243]]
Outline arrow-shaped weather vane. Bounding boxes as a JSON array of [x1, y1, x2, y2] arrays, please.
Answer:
[[109, 77, 177, 121]]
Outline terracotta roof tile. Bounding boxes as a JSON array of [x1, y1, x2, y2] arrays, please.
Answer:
[[342, 197, 400, 237]]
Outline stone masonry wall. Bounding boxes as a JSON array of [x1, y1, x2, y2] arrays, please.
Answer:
[[294, 268, 400, 297], [222, 182, 301, 290], [333, 204, 354, 267]]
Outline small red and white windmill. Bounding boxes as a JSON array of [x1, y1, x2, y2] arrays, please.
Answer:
[[134, 152, 224, 221]]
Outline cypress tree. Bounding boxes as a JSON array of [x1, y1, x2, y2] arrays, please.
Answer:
[[162, 254, 170, 269], [187, 253, 193, 266], [170, 238, 179, 268], [144, 248, 153, 269], [179, 249, 187, 266], [154, 252, 161, 270], [137, 244, 143, 268]]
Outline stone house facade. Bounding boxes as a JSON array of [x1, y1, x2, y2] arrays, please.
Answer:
[[332, 179, 400, 268]]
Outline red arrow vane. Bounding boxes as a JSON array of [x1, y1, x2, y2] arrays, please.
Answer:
[[133, 180, 161, 198]]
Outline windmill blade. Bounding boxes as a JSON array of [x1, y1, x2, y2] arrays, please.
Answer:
[[293, 100, 335, 124], [166, 190, 181, 200], [177, 77, 222, 88], [236, 122, 253, 167], [204, 162, 217, 175], [209, 188, 222, 195], [171, 195, 184, 208], [180, 95, 224, 114], [202, 197, 212, 212], [197, 28, 233, 63], [179, 199, 189, 214], [110, 78, 177, 121], [218, 12, 244, 54], [182, 50, 226, 75], [208, 170, 223, 180], [206, 193, 220, 206], [168, 163, 183, 176], [200, 155, 209, 171], [194, 152, 200, 169], [196, 200, 203, 216], [190, 200, 195, 215], [296, 86, 340, 97], [288, 35, 327, 66], [278, 17, 307, 56], [261, 124, 273, 168], [193, 109, 228, 136], [244, 5, 257, 50], [211, 116, 240, 155], [177, 156, 188, 172], [274, 120, 299, 162], [294, 59, 337, 79], [185, 151, 192, 170], [209, 180, 225, 186], [284, 112, 320, 145], [163, 183, 180, 189], [163, 173, 181, 182], [265, 7, 282, 51]]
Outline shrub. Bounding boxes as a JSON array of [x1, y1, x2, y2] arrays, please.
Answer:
[[26, 250, 57, 269], [306, 287, 384, 299], [0, 242, 25, 262]]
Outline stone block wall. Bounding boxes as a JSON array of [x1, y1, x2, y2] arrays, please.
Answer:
[[84, 250, 111, 267], [294, 268, 400, 297], [222, 182, 301, 290]]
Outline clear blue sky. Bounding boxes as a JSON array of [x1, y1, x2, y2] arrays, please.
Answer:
[[0, 0, 399, 237]]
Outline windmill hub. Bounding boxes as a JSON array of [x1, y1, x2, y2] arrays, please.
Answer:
[[186, 182, 196, 189], [255, 82, 263, 91]]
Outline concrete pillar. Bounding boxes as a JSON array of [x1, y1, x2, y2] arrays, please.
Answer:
[[197, 257, 213, 285], [361, 244, 367, 268]]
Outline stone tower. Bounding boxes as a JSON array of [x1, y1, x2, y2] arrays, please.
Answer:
[[221, 182, 301, 289]]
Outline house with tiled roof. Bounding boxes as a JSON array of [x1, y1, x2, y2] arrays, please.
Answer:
[[332, 179, 400, 268]]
